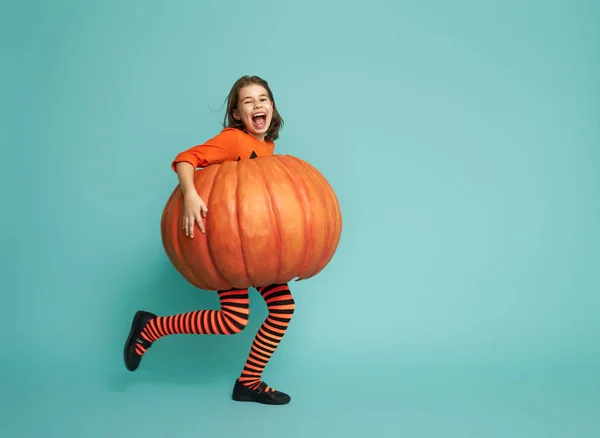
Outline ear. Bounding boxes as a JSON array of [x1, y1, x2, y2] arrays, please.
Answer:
[[232, 110, 241, 121]]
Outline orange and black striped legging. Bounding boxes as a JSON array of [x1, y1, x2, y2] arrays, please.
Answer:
[[136, 283, 295, 391]]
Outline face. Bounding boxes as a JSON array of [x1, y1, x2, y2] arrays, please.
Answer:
[[233, 84, 273, 141]]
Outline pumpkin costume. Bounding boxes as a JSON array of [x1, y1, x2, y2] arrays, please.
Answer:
[[124, 127, 342, 405]]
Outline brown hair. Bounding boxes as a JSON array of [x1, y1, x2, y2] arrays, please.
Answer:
[[222, 75, 284, 141]]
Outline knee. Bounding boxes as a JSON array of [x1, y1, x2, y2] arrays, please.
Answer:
[[267, 285, 295, 320], [287, 295, 296, 315], [218, 287, 250, 334], [231, 317, 250, 334], [225, 308, 250, 334]]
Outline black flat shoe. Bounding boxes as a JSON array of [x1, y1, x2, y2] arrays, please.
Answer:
[[123, 310, 156, 371], [231, 379, 291, 405]]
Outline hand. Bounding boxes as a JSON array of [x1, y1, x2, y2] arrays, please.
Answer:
[[182, 191, 208, 238]]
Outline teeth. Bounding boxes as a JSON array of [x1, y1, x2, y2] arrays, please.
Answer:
[[253, 113, 265, 117]]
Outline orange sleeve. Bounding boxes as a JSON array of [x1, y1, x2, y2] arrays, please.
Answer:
[[171, 128, 239, 172]]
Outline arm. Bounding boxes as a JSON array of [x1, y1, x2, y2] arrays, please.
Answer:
[[175, 161, 196, 196], [172, 129, 238, 237], [171, 128, 239, 172], [176, 161, 208, 238]]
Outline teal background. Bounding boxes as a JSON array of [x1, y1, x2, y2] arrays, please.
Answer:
[[2, 0, 599, 436]]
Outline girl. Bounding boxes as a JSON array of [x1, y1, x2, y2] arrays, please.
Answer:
[[123, 75, 294, 405]]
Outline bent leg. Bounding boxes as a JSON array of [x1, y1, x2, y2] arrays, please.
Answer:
[[124, 288, 250, 371]]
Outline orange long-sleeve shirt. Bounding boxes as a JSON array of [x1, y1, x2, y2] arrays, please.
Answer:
[[171, 127, 275, 172]]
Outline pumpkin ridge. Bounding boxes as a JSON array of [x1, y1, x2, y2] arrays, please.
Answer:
[[276, 155, 312, 280], [202, 164, 231, 289], [288, 156, 324, 279], [258, 157, 283, 283], [234, 160, 251, 286]]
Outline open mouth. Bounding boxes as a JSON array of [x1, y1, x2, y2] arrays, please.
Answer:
[[252, 112, 267, 128]]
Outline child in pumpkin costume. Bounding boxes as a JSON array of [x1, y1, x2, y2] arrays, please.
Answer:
[[123, 76, 293, 405]]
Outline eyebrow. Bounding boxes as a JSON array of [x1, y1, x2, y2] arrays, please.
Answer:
[[242, 94, 268, 100]]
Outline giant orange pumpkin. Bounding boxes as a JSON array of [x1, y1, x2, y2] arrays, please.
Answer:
[[160, 154, 342, 291]]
